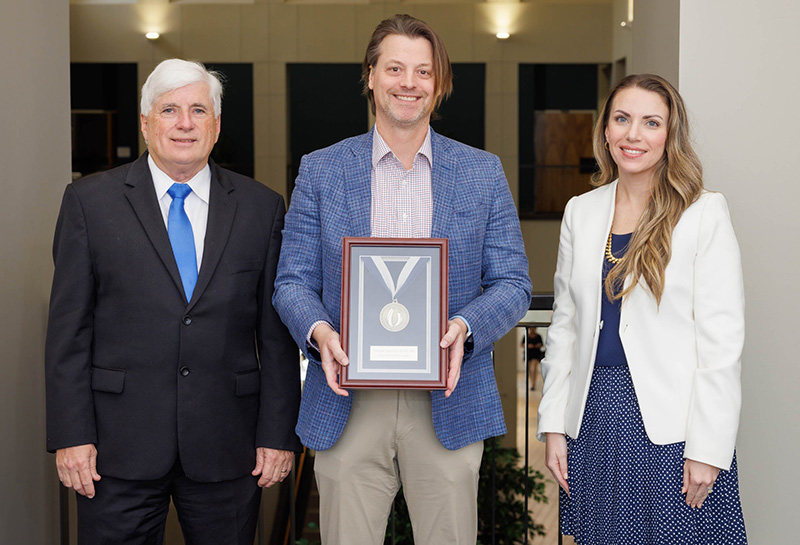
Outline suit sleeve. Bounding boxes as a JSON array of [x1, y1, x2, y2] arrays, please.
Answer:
[[256, 196, 303, 451], [272, 156, 335, 360], [44, 184, 98, 452], [683, 193, 744, 469], [454, 156, 532, 356], [536, 197, 578, 441]]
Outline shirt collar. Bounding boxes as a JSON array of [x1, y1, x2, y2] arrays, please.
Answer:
[[371, 126, 433, 169], [148, 154, 211, 205]]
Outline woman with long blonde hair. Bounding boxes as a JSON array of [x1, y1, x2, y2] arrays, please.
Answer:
[[538, 74, 747, 543]]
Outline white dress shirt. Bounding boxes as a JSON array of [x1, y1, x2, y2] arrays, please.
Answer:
[[148, 155, 210, 271]]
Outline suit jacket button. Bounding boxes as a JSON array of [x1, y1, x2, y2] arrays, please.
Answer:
[[180, 367, 190, 377], [182, 315, 192, 326]]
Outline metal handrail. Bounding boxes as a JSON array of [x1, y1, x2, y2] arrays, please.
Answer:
[[520, 294, 558, 545]]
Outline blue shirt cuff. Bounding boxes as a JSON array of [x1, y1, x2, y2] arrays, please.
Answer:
[[452, 315, 473, 340]]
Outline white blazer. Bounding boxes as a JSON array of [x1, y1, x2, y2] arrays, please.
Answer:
[[537, 181, 744, 470]]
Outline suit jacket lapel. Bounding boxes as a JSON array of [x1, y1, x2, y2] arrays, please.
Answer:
[[430, 131, 456, 239], [124, 153, 186, 299], [345, 131, 374, 238], [189, 160, 236, 309]]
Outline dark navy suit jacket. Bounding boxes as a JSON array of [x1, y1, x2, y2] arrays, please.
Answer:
[[45, 153, 302, 482]]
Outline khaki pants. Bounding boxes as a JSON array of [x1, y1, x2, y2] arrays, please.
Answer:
[[314, 389, 483, 545]]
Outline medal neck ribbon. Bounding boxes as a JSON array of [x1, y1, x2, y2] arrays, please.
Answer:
[[369, 256, 420, 302]]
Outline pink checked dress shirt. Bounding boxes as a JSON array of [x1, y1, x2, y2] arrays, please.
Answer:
[[370, 127, 433, 238]]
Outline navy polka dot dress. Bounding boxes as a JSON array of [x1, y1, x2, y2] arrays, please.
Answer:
[[560, 234, 748, 544]]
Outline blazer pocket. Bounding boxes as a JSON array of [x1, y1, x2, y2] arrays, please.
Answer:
[[235, 369, 261, 397], [91, 367, 126, 394], [227, 259, 262, 275], [452, 200, 488, 219]]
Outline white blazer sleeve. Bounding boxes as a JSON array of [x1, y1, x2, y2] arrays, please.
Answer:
[[537, 197, 578, 441], [683, 192, 745, 470]]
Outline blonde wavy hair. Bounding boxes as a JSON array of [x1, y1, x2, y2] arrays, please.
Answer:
[[592, 74, 703, 304]]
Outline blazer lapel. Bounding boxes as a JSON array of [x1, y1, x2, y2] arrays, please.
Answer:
[[345, 131, 374, 238], [594, 179, 617, 245], [124, 153, 186, 299], [588, 181, 618, 305], [189, 160, 236, 309], [430, 131, 456, 239]]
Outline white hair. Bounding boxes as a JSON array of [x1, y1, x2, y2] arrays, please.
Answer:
[[140, 59, 223, 117]]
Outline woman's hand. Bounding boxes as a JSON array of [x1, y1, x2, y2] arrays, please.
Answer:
[[545, 433, 570, 495], [682, 458, 719, 508]]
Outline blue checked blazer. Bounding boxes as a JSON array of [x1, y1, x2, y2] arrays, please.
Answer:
[[273, 128, 531, 451]]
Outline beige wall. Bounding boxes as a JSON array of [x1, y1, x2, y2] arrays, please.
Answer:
[[611, 0, 679, 85], [68, 0, 615, 289], [69, 0, 612, 202], [626, 0, 800, 541], [610, 0, 632, 67], [0, 0, 71, 542], [678, 1, 800, 541], [630, 0, 678, 84]]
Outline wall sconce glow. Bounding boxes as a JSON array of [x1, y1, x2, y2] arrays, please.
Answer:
[[145, 32, 160, 40], [484, 3, 522, 42]]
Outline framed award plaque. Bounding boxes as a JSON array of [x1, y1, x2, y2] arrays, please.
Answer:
[[340, 237, 449, 389]]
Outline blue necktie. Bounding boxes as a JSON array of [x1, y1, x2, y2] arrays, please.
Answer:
[[167, 183, 198, 301]]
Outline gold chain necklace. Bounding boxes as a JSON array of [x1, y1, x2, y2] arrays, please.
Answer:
[[605, 231, 622, 264]]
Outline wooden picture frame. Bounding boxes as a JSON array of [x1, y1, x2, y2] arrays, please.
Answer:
[[340, 237, 449, 389]]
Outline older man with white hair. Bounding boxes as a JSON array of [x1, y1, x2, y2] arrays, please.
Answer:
[[45, 58, 301, 544]]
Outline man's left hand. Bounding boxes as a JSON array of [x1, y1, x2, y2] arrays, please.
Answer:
[[252, 448, 294, 488], [440, 318, 468, 398]]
